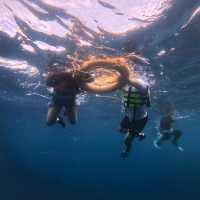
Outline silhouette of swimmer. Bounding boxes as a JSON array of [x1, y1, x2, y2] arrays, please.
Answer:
[[153, 101, 184, 152], [46, 59, 93, 128]]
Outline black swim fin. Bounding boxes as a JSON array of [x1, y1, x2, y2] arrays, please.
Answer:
[[121, 150, 128, 158]]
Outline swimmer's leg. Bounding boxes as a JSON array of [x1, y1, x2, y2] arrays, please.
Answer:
[[65, 106, 77, 124], [153, 133, 163, 149], [47, 104, 64, 127], [133, 117, 148, 141], [121, 132, 135, 158], [119, 116, 130, 134], [172, 130, 184, 152], [153, 132, 169, 149], [56, 116, 66, 128]]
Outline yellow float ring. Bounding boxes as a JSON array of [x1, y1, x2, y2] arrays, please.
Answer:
[[79, 57, 135, 93]]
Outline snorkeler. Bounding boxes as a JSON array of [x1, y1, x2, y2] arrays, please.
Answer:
[[46, 59, 93, 128], [120, 78, 151, 158], [153, 101, 184, 152]]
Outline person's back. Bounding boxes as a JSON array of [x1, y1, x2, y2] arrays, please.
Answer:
[[160, 115, 174, 132]]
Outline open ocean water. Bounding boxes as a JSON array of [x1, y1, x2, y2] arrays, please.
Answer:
[[0, 0, 200, 199]]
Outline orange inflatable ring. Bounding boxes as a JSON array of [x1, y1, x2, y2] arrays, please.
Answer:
[[79, 56, 135, 93]]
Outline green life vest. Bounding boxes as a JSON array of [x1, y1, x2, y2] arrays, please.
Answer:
[[122, 86, 148, 108]]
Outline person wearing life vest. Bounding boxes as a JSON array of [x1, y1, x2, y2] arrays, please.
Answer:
[[120, 78, 151, 158]]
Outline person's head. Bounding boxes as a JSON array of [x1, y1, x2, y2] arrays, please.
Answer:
[[48, 58, 72, 72], [123, 85, 138, 92]]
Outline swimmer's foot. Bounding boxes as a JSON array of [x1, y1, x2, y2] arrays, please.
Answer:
[[121, 150, 128, 158], [56, 116, 66, 128], [153, 140, 161, 149], [177, 146, 184, 152]]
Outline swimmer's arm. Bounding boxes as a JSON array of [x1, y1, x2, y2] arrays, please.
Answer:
[[46, 72, 72, 86], [146, 86, 151, 107]]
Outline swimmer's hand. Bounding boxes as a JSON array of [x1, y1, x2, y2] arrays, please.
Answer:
[[85, 74, 94, 82], [77, 71, 94, 83]]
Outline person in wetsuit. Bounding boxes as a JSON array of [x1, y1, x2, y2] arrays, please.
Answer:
[[46, 59, 93, 127], [120, 79, 151, 158], [153, 102, 184, 151]]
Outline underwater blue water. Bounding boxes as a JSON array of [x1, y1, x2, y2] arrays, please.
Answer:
[[1, 0, 200, 200]]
